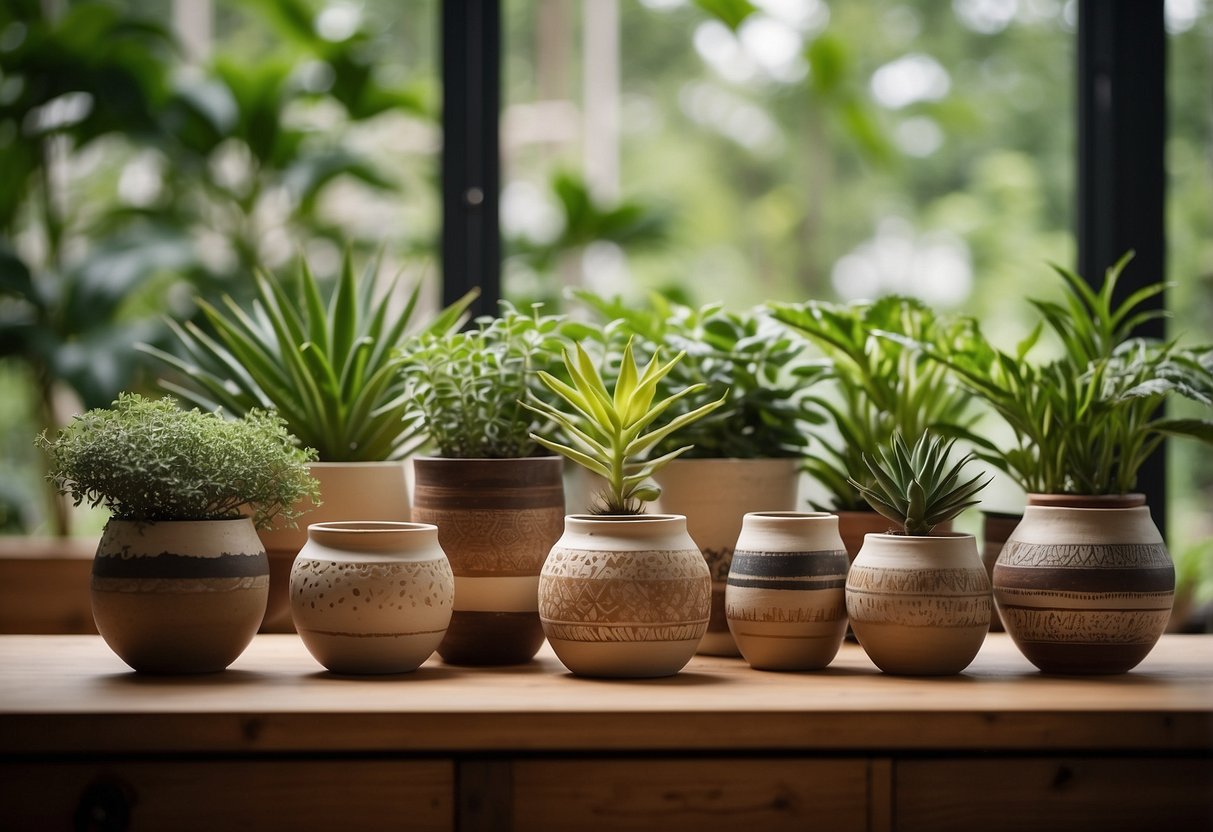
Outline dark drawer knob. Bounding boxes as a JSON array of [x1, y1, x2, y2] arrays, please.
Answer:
[[74, 777, 134, 832]]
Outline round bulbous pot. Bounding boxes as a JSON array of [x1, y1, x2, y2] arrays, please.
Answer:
[[981, 511, 1022, 633], [290, 521, 454, 674], [725, 512, 849, 671], [538, 513, 711, 678], [846, 532, 991, 675], [259, 461, 411, 632], [91, 518, 269, 674], [993, 494, 1174, 675], [412, 457, 564, 666], [654, 458, 800, 657]]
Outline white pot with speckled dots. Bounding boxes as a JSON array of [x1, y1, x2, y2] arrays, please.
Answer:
[[290, 522, 454, 674]]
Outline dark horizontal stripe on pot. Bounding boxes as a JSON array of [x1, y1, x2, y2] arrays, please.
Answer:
[[726, 577, 847, 591], [93, 552, 269, 579], [730, 551, 849, 578], [412, 491, 564, 511], [993, 565, 1175, 593]]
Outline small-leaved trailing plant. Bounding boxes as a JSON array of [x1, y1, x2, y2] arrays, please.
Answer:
[[35, 394, 319, 528], [575, 291, 827, 459], [767, 296, 977, 511], [523, 339, 727, 515], [399, 303, 567, 458], [141, 251, 476, 462], [849, 432, 991, 536], [926, 253, 1213, 495]]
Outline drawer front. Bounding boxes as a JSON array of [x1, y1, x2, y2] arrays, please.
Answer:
[[512, 757, 871, 832], [0, 759, 453, 830], [896, 757, 1213, 832]]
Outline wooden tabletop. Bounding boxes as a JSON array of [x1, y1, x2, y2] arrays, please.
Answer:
[[2, 634, 1211, 756]]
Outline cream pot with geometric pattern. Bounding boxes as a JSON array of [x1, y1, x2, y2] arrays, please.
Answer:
[[291, 522, 454, 674], [538, 514, 711, 678]]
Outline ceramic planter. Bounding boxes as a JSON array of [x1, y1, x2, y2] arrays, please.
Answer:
[[538, 514, 711, 678], [846, 533, 991, 675], [725, 512, 849, 671], [981, 511, 1022, 632], [654, 458, 800, 656], [994, 494, 1174, 675], [291, 521, 453, 674], [258, 461, 411, 632], [91, 518, 268, 674], [412, 457, 564, 665]]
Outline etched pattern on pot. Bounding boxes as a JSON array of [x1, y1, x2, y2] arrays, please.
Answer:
[[997, 605, 1173, 643], [291, 559, 453, 635], [847, 567, 991, 628], [539, 548, 710, 643], [413, 507, 562, 576], [92, 576, 269, 594], [999, 541, 1171, 569]]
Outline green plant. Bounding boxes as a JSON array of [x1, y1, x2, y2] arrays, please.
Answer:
[[400, 303, 568, 458], [576, 292, 827, 459], [767, 296, 977, 511], [141, 251, 476, 462], [523, 339, 726, 514], [928, 254, 1213, 495], [36, 393, 318, 527], [849, 432, 990, 536]]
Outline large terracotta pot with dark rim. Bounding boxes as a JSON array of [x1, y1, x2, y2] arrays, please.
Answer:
[[981, 511, 1022, 632], [91, 518, 268, 674], [994, 493, 1174, 675], [291, 521, 454, 674], [412, 457, 564, 665], [538, 513, 711, 678], [258, 461, 410, 632], [725, 512, 849, 671], [654, 458, 800, 656], [846, 532, 991, 675]]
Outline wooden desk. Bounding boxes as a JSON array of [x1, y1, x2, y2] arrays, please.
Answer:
[[1, 634, 1211, 830]]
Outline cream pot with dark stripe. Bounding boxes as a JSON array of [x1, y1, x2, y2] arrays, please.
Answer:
[[291, 522, 454, 674], [725, 512, 849, 671], [91, 518, 269, 674]]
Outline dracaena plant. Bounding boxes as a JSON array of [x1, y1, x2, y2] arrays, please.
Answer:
[[849, 432, 991, 536], [575, 291, 827, 458], [928, 253, 1213, 495], [141, 251, 476, 462], [399, 303, 567, 459], [523, 339, 726, 515], [767, 296, 977, 511]]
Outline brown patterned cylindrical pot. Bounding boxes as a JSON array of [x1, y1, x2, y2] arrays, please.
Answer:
[[291, 521, 453, 674], [538, 514, 711, 678], [258, 461, 410, 632], [412, 457, 564, 665], [726, 512, 849, 671], [654, 458, 799, 656], [994, 494, 1173, 675], [846, 533, 991, 675], [91, 518, 268, 674], [981, 511, 1022, 632]]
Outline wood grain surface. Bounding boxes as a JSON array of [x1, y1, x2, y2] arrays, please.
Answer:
[[1, 634, 1211, 756]]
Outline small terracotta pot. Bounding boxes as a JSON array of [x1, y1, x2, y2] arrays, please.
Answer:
[[412, 457, 564, 665], [91, 518, 268, 674], [655, 458, 800, 657], [291, 521, 453, 674], [538, 514, 711, 678], [726, 512, 849, 671], [259, 461, 410, 632], [981, 511, 1022, 632], [846, 533, 991, 675], [994, 494, 1174, 675]]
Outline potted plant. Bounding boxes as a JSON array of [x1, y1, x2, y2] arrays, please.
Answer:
[[767, 296, 977, 558], [400, 303, 569, 665], [845, 432, 992, 675], [523, 339, 725, 678], [36, 394, 317, 673], [578, 293, 826, 655], [142, 251, 475, 630], [927, 254, 1213, 674]]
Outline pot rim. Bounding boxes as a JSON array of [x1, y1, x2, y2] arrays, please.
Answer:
[[106, 516, 254, 527], [864, 531, 976, 542], [308, 521, 437, 534], [1026, 492, 1146, 508], [745, 510, 833, 519], [565, 513, 684, 523], [308, 460, 407, 469], [413, 455, 562, 464]]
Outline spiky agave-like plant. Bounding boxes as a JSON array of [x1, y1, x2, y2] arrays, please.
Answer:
[[524, 339, 726, 515], [849, 432, 991, 536]]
